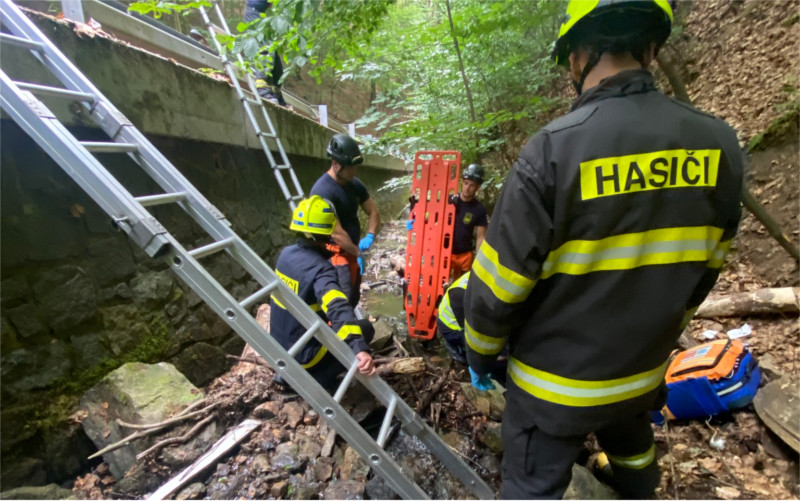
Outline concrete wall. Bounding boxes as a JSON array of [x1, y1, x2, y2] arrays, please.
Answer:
[[0, 120, 407, 489]]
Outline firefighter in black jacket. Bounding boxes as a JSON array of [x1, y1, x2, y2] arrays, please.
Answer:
[[270, 196, 375, 392], [464, 1, 743, 499]]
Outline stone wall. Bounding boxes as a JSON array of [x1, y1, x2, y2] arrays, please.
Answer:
[[0, 120, 408, 489]]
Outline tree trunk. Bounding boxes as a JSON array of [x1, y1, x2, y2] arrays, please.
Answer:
[[444, 0, 477, 147], [656, 52, 692, 105], [741, 186, 800, 261], [695, 287, 799, 318]]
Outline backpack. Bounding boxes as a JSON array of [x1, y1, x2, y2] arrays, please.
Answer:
[[653, 339, 761, 422]]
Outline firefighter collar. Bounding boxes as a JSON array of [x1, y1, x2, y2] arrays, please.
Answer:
[[571, 69, 657, 112]]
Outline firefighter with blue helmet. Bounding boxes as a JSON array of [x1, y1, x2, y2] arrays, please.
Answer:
[[270, 196, 375, 391], [465, 1, 743, 498]]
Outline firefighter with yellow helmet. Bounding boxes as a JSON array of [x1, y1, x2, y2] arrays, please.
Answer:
[[464, 1, 743, 498], [270, 196, 375, 391]]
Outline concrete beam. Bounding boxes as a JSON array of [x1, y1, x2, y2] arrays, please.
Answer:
[[2, 8, 406, 172]]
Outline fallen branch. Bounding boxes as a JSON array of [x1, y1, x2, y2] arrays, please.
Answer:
[[741, 186, 800, 262], [417, 361, 452, 415], [88, 399, 211, 460], [374, 357, 426, 376], [117, 403, 217, 430], [225, 354, 270, 367], [136, 413, 217, 460], [696, 287, 799, 318]]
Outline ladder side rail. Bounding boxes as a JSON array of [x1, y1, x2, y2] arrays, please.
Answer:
[[1, 3, 103, 110], [0, 74, 170, 256]]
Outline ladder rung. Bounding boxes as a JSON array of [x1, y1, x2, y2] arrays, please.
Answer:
[[287, 319, 322, 358], [188, 237, 235, 259], [14, 82, 95, 102], [289, 195, 304, 202], [242, 96, 260, 106], [135, 191, 188, 207], [274, 164, 292, 171], [377, 396, 398, 448], [258, 131, 276, 139], [239, 280, 280, 310], [0, 33, 43, 52], [333, 363, 359, 403], [80, 141, 138, 153]]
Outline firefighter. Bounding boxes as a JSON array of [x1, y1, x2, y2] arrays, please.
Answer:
[[242, 0, 288, 107], [464, 1, 743, 499], [311, 134, 382, 307], [407, 163, 489, 281], [436, 272, 506, 386], [270, 196, 376, 392]]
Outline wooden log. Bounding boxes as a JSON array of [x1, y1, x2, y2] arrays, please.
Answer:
[[695, 287, 799, 318], [375, 357, 426, 376]]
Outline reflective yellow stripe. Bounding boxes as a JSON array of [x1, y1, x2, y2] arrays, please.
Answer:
[[707, 238, 732, 268], [472, 242, 536, 304], [680, 306, 699, 329], [508, 358, 668, 407], [273, 298, 320, 312], [608, 444, 656, 470], [438, 272, 470, 330], [321, 289, 348, 314], [541, 226, 726, 279], [302, 346, 328, 368], [337, 324, 362, 339], [465, 320, 505, 355]]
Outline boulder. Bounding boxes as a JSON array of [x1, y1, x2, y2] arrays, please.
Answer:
[[322, 480, 365, 500], [563, 464, 618, 500], [169, 342, 229, 387], [370, 318, 394, 350], [479, 421, 504, 454], [0, 483, 73, 500], [459, 382, 505, 421], [339, 445, 369, 481], [79, 362, 203, 479]]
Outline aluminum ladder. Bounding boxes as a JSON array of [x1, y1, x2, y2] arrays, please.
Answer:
[[196, 0, 304, 211], [0, 2, 493, 499]]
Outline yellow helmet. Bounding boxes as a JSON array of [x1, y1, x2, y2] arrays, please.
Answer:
[[290, 196, 336, 236], [553, 0, 673, 66]]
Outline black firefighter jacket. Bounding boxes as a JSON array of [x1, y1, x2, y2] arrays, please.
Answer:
[[270, 240, 370, 368], [464, 69, 743, 436]]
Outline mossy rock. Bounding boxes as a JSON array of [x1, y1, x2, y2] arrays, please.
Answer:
[[748, 105, 799, 152]]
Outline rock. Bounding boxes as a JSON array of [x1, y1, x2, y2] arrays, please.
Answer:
[[0, 457, 46, 490], [757, 353, 784, 380], [339, 445, 369, 481], [254, 401, 281, 419], [251, 454, 271, 473], [365, 475, 400, 500], [176, 482, 206, 500], [480, 421, 504, 454], [291, 481, 323, 500], [323, 480, 365, 500], [130, 270, 174, 307], [161, 420, 221, 467], [79, 362, 203, 479], [459, 382, 505, 421], [477, 453, 502, 477], [5, 303, 46, 340], [0, 483, 73, 500], [297, 434, 322, 460], [370, 318, 394, 350], [281, 401, 305, 428], [563, 464, 618, 500], [321, 428, 337, 457], [116, 463, 162, 495], [169, 342, 229, 387], [272, 451, 304, 473], [70, 332, 113, 368], [99, 304, 153, 356], [1, 341, 74, 395], [43, 422, 95, 480], [304, 409, 319, 426], [440, 430, 471, 456], [314, 457, 335, 482], [270, 481, 289, 498], [32, 266, 97, 332]]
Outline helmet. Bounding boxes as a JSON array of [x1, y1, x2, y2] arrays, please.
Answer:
[[552, 0, 673, 66], [327, 134, 363, 167], [290, 196, 336, 236], [462, 163, 485, 184]]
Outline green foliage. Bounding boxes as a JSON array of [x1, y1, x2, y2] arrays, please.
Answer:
[[128, 0, 210, 19]]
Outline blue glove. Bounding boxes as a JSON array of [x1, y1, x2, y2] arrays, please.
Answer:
[[357, 256, 364, 275], [359, 233, 375, 252], [469, 366, 495, 391], [406, 219, 414, 231]]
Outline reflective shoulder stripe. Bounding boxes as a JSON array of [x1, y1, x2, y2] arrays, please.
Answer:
[[608, 444, 656, 470], [541, 226, 726, 279], [321, 289, 348, 313], [465, 320, 505, 355], [472, 242, 536, 304], [438, 273, 469, 331], [337, 324, 362, 339], [508, 357, 669, 407], [302, 346, 328, 369]]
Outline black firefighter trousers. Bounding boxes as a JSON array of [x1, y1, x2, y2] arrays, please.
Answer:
[[500, 386, 660, 499]]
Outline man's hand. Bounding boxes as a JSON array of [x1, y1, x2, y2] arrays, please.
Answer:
[[448, 193, 459, 205], [469, 366, 495, 391], [406, 219, 414, 231], [359, 233, 375, 252], [356, 351, 375, 376]]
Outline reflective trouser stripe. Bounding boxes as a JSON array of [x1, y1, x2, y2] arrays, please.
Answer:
[[472, 242, 536, 304], [465, 320, 505, 355], [508, 358, 669, 407], [608, 444, 656, 470], [541, 226, 728, 279], [303, 322, 354, 369]]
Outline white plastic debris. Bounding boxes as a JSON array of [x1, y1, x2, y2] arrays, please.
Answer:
[[709, 435, 726, 450], [726, 323, 752, 340], [701, 329, 719, 340]]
